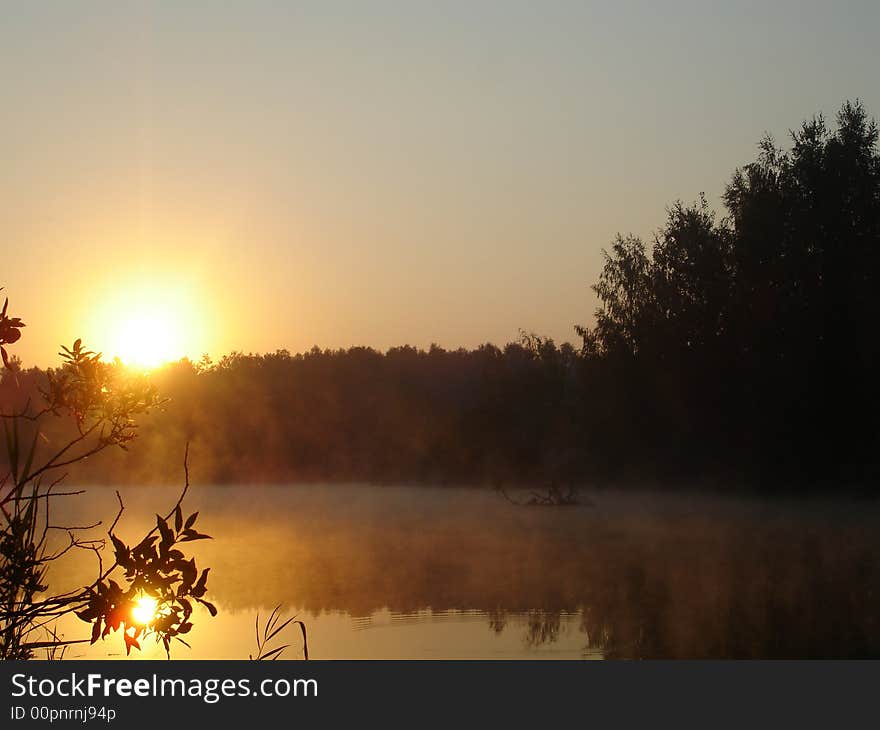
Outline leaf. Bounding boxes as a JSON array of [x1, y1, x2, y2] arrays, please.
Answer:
[[76, 608, 97, 623], [157, 514, 174, 552], [174, 505, 183, 533], [110, 534, 130, 564], [90, 618, 102, 645], [179, 558, 197, 591], [197, 598, 217, 617], [184, 512, 199, 529], [156, 513, 170, 534], [191, 568, 210, 598], [260, 645, 290, 661], [180, 529, 212, 542], [124, 632, 140, 656], [265, 615, 298, 644], [135, 535, 159, 550], [1, 346, 8, 369]]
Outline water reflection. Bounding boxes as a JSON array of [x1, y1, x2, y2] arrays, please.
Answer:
[[48, 484, 880, 659]]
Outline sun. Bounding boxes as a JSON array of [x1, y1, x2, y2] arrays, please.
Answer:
[[86, 279, 208, 369], [112, 308, 184, 369], [130, 594, 159, 626]]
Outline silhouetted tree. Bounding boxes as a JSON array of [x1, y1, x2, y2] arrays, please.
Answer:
[[579, 100, 880, 484]]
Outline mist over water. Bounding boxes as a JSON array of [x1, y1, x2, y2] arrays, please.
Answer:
[[48, 484, 880, 659]]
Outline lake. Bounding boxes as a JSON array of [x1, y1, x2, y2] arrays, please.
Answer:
[[47, 483, 880, 659]]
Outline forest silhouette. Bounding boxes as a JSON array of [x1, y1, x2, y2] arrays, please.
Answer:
[[3, 101, 879, 492]]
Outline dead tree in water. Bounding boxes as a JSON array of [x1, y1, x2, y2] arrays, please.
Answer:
[[495, 480, 583, 507]]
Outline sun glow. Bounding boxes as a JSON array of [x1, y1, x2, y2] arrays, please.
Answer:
[[111, 308, 185, 369], [86, 278, 211, 369], [131, 595, 159, 626]]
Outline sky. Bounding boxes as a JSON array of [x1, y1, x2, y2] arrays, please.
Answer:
[[3, 1, 878, 367]]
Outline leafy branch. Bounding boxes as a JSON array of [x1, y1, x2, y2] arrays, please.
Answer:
[[0, 291, 215, 660]]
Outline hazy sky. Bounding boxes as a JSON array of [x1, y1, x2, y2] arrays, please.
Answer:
[[3, 1, 878, 366]]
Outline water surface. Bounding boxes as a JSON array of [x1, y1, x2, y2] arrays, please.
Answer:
[[47, 484, 880, 659]]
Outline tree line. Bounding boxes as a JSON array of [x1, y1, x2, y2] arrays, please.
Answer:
[[3, 101, 878, 492]]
